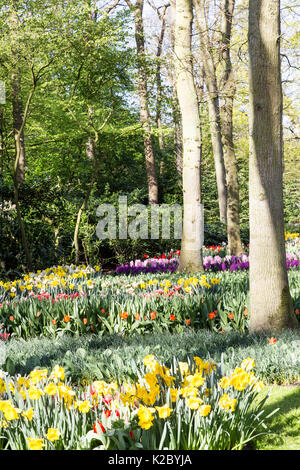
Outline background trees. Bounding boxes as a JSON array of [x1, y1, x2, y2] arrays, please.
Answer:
[[0, 0, 298, 275]]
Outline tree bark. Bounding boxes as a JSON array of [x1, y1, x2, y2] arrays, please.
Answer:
[[10, 4, 26, 184], [170, 77, 183, 178], [74, 136, 97, 265], [220, 0, 243, 255], [126, 0, 158, 205], [0, 108, 3, 170], [169, 0, 183, 178], [195, 64, 204, 191], [155, 5, 168, 158], [12, 73, 26, 184], [248, 0, 298, 332], [175, 0, 204, 272], [12, 84, 36, 272], [194, 0, 227, 224]]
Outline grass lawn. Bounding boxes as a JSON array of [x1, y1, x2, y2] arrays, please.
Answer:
[[254, 385, 300, 450]]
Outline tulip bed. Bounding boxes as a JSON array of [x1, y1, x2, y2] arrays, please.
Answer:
[[116, 237, 300, 275], [0, 266, 299, 341]]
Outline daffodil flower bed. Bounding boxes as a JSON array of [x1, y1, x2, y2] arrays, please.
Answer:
[[0, 356, 277, 450]]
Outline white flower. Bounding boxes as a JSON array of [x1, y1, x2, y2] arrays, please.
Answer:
[[0, 369, 8, 379]]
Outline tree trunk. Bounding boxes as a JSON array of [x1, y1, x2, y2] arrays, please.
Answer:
[[157, 43, 165, 177], [127, 0, 158, 205], [169, 0, 183, 179], [168, 65, 183, 178], [13, 134, 33, 271], [175, 0, 204, 273], [220, 0, 243, 255], [74, 177, 96, 265], [194, 0, 227, 224], [10, 4, 26, 184], [12, 84, 36, 273], [155, 5, 168, 160], [173, 89, 183, 179], [0, 108, 3, 170], [74, 136, 97, 265], [248, 0, 298, 332], [8, 2, 32, 270], [195, 63, 204, 177], [12, 74, 26, 184]]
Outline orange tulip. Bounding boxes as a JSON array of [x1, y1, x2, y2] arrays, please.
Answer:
[[208, 312, 216, 320], [52, 319, 57, 325], [185, 318, 191, 326], [120, 312, 128, 320], [228, 312, 234, 320], [135, 313, 140, 321], [267, 337, 277, 345], [63, 315, 71, 323], [9, 315, 14, 322], [150, 311, 157, 320], [170, 315, 176, 321], [83, 318, 88, 325]]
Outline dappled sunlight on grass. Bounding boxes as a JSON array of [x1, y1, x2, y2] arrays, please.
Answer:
[[255, 385, 300, 450]]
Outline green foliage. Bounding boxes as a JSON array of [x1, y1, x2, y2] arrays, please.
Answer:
[[3, 328, 300, 386], [0, 0, 298, 275]]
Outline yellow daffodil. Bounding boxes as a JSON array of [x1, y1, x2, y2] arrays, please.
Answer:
[[45, 428, 60, 442], [27, 437, 45, 450], [155, 404, 173, 419], [219, 393, 237, 412], [186, 397, 204, 410], [22, 408, 35, 421], [198, 404, 211, 416], [77, 400, 92, 413]]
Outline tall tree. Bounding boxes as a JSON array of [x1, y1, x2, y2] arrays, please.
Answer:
[[248, 0, 298, 332], [220, 0, 243, 255], [147, 1, 169, 156], [175, 0, 203, 273], [125, 0, 159, 205], [60, 3, 130, 264], [0, 107, 3, 171], [1, 0, 61, 270], [168, 0, 183, 179], [194, 0, 227, 224], [10, 2, 26, 184]]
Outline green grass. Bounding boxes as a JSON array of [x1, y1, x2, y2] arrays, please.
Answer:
[[254, 385, 300, 450]]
